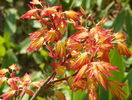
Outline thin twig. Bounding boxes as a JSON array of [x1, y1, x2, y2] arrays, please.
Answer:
[[48, 77, 68, 84], [30, 72, 56, 100], [31, 71, 77, 100], [48, 72, 78, 85]]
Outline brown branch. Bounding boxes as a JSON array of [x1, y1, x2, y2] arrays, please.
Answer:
[[31, 72, 77, 100], [48, 76, 87, 85], [47, 72, 78, 85], [30, 72, 56, 100], [48, 77, 69, 85]]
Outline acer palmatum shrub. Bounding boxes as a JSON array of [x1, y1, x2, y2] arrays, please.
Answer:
[[0, 0, 131, 100]]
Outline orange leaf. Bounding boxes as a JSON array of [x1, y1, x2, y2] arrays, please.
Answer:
[[51, 63, 66, 76], [9, 64, 20, 71], [55, 41, 66, 59], [117, 43, 131, 57], [80, 6, 87, 16], [108, 80, 127, 100], [70, 52, 88, 70], [0, 76, 7, 83], [74, 64, 88, 82], [0, 68, 8, 75], [64, 10, 82, 20]]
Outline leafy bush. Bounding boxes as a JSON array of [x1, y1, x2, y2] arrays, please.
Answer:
[[0, 0, 132, 100]]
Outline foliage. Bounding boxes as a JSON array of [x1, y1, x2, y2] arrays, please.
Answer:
[[0, 0, 132, 100]]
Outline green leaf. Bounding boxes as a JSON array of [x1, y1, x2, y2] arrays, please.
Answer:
[[61, 84, 87, 100], [0, 44, 6, 57], [82, 0, 96, 11], [40, 49, 49, 61], [30, 20, 42, 29], [37, 96, 46, 100], [0, 82, 7, 94], [44, 0, 56, 5], [99, 86, 108, 100], [31, 71, 43, 81], [73, 0, 83, 8], [72, 90, 87, 100], [125, 57, 132, 68], [112, 10, 126, 32], [63, 0, 70, 3], [4, 32, 15, 49], [128, 69, 132, 92], [6, 0, 13, 3], [18, 38, 30, 54], [100, 1, 115, 17], [2, 49, 18, 68], [126, 10, 132, 41], [40, 50, 48, 57], [97, 0, 103, 9], [103, 20, 113, 28], [62, 85, 72, 100], [33, 53, 43, 64], [39, 63, 45, 70], [109, 48, 125, 81], [0, 36, 5, 45], [22, 94, 30, 100], [4, 8, 17, 35]]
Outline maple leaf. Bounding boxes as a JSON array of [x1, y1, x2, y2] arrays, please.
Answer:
[[70, 52, 88, 70], [57, 20, 67, 35], [117, 43, 131, 57], [67, 39, 83, 51], [88, 61, 118, 90], [41, 6, 62, 17], [0, 76, 7, 83], [9, 64, 20, 71], [20, 6, 40, 20], [27, 37, 44, 51], [68, 76, 87, 91], [0, 68, 8, 75], [69, 31, 89, 42], [44, 29, 61, 43], [74, 64, 88, 82], [108, 80, 127, 100], [50, 63, 66, 75], [64, 10, 82, 20], [29, 30, 46, 39], [55, 41, 66, 59]]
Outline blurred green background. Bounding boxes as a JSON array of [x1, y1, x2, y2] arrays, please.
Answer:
[[0, 0, 132, 100]]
